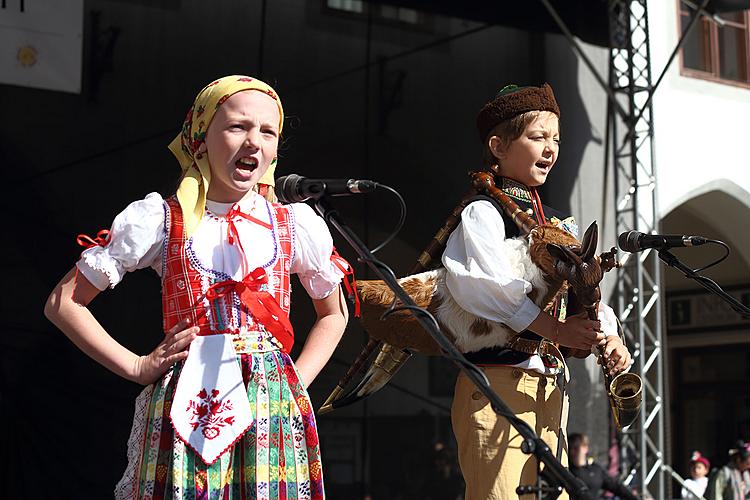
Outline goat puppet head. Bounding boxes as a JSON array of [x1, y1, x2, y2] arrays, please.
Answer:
[[544, 222, 619, 311]]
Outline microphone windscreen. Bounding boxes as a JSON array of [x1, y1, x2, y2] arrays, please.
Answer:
[[276, 174, 302, 204], [618, 230, 641, 252]]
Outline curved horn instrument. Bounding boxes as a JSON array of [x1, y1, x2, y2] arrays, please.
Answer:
[[583, 296, 642, 429], [319, 191, 478, 413]]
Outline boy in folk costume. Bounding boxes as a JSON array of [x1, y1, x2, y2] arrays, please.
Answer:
[[45, 76, 348, 499], [444, 84, 632, 499]]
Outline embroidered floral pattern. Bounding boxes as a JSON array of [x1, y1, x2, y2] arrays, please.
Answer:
[[500, 178, 533, 202], [186, 388, 236, 440], [118, 338, 323, 499], [192, 123, 207, 158], [216, 93, 231, 108]]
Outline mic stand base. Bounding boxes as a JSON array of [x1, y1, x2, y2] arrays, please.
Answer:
[[314, 196, 594, 500]]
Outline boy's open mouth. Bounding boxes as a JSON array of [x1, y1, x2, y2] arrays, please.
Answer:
[[535, 161, 551, 171]]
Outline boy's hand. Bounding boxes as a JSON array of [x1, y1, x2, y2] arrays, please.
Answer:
[[556, 313, 605, 351], [133, 318, 198, 385], [597, 335, 632, 376]]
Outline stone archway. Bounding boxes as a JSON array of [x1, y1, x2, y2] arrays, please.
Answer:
[[662, 180, 750, 277], [661, 183, 750, 486]]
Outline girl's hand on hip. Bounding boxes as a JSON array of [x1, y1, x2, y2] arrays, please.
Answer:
[[133, 318, 198, 385]]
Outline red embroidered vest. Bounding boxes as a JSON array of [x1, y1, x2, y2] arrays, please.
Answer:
[[161, 197, 294, 350]]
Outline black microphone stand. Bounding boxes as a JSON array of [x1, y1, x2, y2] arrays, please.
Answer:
[[314, 196, 594, 500], [658, 249, 750, 318]]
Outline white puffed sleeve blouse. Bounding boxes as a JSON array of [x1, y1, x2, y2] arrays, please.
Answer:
[[77, 192, 344, 300]]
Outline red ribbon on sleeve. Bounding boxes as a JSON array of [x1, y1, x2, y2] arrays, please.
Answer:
[[76, 230, 110, 253], [202, 267, 295, 353], [330, 248, 360, 318]]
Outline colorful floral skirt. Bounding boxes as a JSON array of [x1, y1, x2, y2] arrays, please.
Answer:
[[115, 349, 324, 500]]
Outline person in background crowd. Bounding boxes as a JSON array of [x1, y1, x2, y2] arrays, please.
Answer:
[[568, 433, 638, 500], [705, 440, 750, 500], [425, 441, 465, 500], [682, 451, 711, 499]]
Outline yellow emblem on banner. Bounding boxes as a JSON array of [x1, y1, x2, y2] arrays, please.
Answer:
[[17, 46, 38, 67]]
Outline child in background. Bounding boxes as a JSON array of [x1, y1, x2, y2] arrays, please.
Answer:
[[682, 451, 710, 499]]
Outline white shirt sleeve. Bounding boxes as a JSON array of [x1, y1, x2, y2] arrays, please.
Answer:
[[442, 200, 541, 333], [290, 202, 345, 300], [596, 300, 633, 370], [76, 192, 166, 290], [598, 301, 619, 337]]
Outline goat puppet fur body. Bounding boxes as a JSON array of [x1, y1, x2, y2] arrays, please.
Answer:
[[356, 223, 587, 356]]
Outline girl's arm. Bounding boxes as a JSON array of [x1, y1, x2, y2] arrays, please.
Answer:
[[293, 285, 349, 387], [44, 267, 197, 385]]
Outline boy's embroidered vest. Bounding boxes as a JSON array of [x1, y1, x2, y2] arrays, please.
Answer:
[[161, 197, 294, 350], [463, 178, 577, 366], [496, 178, 578, 240]]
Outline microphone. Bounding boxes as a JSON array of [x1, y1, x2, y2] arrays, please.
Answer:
[[275, 174, 378, 203], [618, 230, 708, 253]]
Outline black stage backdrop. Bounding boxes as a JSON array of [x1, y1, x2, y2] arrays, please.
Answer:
[[0, 1, 598, 497]]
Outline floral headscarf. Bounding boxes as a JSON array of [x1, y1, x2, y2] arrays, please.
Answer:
[[168, 75, 284, 237]]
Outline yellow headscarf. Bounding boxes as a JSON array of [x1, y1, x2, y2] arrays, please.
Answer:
[[168, 75, 284, 237]]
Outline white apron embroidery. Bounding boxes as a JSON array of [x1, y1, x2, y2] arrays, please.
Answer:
[[170, 335, 253, 465]]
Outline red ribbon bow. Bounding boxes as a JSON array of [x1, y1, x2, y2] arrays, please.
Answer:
[[331, 248, 360, 318], [225, 204, 273, 276], [76, 230, 110, 253], [203, 267, 295, 353]]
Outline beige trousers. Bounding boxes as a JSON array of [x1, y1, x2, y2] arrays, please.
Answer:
[[451, 366, 570, 500]]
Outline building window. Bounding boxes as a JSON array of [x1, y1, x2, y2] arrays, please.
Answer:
[[327, 0, 365, 14], [324, 0, 429, 29], [679, 3, 750, 87]]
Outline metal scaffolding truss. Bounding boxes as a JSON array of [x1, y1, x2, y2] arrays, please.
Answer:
[[541, 0, 670, 496], [543, 0, 726, 497], [608, 1, 666, 498]]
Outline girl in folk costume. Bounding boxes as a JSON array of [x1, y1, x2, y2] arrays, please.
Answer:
[[45, 76, 349, 499], [444, 84, 632, 500]]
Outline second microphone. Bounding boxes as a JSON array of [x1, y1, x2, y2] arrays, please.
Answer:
[[276, 174, 378, 203]]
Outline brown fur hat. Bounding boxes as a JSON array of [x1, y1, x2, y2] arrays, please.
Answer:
[[476, 83, 560, 142]]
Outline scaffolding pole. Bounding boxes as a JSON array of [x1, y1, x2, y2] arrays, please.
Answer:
[[608, 1, 666, 498]]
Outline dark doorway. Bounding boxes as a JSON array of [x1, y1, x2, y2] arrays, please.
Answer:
[[670, 342, 750, 478]]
